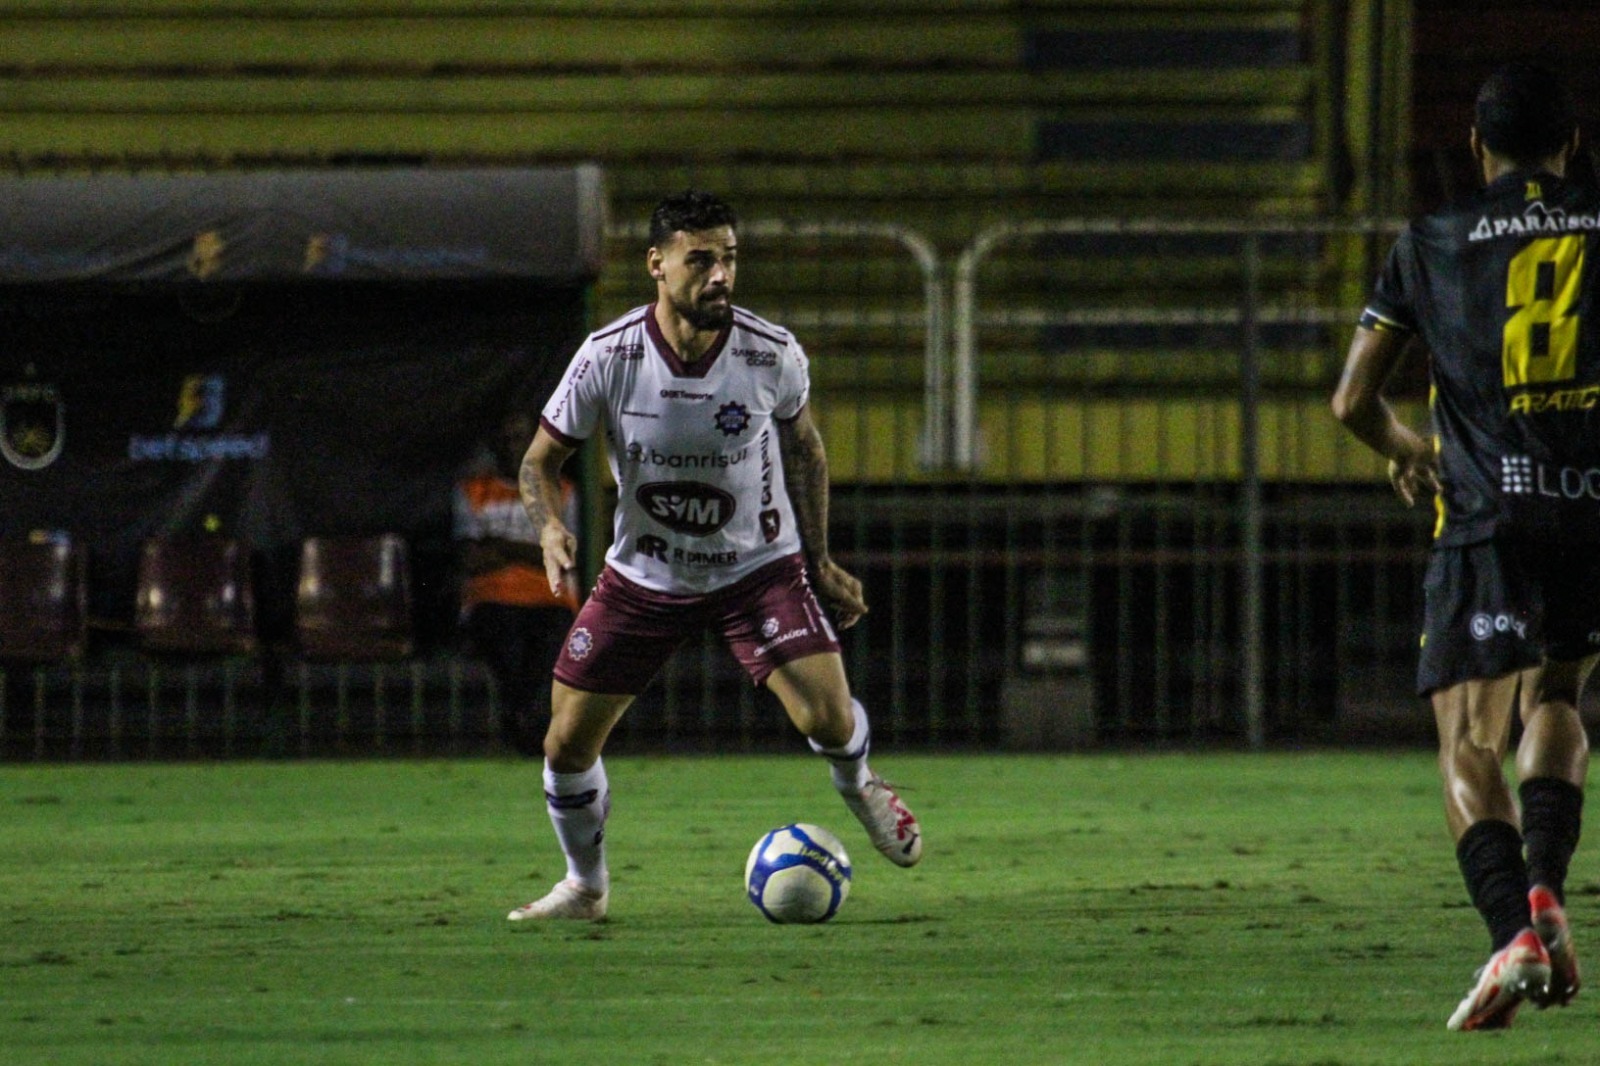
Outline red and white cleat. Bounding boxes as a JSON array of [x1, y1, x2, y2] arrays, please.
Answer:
[[840, 773, 922, 867], [1529, 885, 1580, 1008], [1446, 928, 1551, 1031]]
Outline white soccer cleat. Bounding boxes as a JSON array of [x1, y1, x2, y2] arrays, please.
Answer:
[[507, 879, 609, 922], [1446, 928, 1550, 1031], [839, 773, 922, 867]]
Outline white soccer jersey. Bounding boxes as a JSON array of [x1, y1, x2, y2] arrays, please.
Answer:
[[541, 303, 810, 594]]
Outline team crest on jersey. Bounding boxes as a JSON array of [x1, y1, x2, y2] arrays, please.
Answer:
[[715, 401, 750, 437], [566, 627, 594, 661]]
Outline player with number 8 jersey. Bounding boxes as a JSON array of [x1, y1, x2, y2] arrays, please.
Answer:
[[1360, 164, 1600, 547], [1333, 64, 1596, 1031]]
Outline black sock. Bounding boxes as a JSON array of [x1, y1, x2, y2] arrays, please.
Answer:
[[1520, 777, 1583, 904], [1457, 819, 1531, 950]]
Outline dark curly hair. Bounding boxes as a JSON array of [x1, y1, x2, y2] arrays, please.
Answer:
[[1475, 63, 1577, 166], [648, 189, 739, 248]]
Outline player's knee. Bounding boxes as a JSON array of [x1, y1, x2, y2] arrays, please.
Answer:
[[804, 700, 854, 749], [542, 724, 600, 772], [1439, 733, 1503, 781], [544, 741, 596, 774]]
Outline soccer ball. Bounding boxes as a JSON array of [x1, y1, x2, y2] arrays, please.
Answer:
[[744, 823, 853, 924]]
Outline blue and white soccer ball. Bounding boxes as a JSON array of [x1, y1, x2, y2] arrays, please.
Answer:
[[744, 823, 853, 924]]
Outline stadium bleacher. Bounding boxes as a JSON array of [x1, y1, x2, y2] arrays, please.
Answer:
[[0, 2, 1456, 750], [0, 1, 1342, 457]]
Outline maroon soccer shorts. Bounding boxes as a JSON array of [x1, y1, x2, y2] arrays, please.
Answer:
[[552, 552, 842, 695]]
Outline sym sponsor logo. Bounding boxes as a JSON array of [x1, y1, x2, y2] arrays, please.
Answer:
[[637, 481, 736, 536]]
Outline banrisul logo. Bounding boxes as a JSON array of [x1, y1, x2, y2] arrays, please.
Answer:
[[637, 481, 735, 535]]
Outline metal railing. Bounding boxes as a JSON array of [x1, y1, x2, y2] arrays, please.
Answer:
[[949, 218, 1409, 746], [4, 217, 1439, 759], [607, 218, 948, 466]]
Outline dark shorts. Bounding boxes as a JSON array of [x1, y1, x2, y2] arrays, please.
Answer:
[[1417, 539, 1600, 695], [552, 552, 842, 695]]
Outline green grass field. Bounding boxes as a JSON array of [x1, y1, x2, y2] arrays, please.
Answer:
[[1, 752, 1595, 1065]]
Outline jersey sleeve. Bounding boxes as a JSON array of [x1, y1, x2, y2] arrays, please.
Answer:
[[1359, 229, 1419, 334], [773, 335, 812, 421], [540, 340, 604, 445]]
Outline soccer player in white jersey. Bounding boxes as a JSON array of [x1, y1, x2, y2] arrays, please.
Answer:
[[507, 190, 923, 921]]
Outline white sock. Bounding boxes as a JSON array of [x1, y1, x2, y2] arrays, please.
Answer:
[[543, 758, 610, 892], [807, 699, 872, 792]]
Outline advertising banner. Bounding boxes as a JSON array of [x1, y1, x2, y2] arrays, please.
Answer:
[[0, 167, 603, 633]]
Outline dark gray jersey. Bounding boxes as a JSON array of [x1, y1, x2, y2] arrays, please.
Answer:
[[1364, 169, 1600, 545]]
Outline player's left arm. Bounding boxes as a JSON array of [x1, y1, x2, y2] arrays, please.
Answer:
[[778, 404, 868, 629], [1331, 325, 1439, 507]]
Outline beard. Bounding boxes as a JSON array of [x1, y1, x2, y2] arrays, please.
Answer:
[[672, 290, 733, 331]]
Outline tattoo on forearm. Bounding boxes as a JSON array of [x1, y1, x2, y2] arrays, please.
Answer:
[[781, 422, 830, 558], [519, 456, 553, 529]]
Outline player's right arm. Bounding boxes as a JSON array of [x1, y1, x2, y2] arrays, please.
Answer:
[[520, 426, 580, 597], [1330, 324, 1439, 507]]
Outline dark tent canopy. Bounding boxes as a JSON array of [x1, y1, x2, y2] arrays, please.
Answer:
[[0, 164, 605, 284], [0, 165, 606, 636]]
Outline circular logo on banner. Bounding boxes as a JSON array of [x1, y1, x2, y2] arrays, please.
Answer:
[[1, 380, 65, 471]]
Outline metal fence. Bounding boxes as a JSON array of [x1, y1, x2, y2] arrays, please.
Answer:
[[2, 218, 1439, 760], [613, 217, 1435, 754]]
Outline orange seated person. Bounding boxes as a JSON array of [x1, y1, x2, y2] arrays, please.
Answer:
[[454, 411, 578, 755]]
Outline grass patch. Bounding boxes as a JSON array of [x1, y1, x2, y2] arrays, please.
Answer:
[[0, 752, 1593, 1064]]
